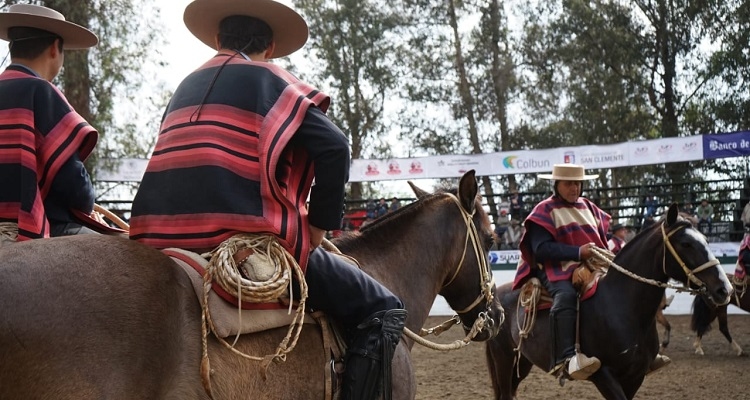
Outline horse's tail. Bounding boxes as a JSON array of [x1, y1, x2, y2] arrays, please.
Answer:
[[690, 295, 717, 336]]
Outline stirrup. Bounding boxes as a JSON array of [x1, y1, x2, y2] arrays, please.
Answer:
[[567, 353, 601, 380], [646, 354, 671, 376]]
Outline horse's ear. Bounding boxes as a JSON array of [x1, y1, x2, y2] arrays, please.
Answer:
[[408, 181, 430, 199], [458, 170, 478, 213], [666, 203, 679, 226]]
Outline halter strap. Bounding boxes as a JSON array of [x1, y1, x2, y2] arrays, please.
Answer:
[[661, 223, 720, 289]]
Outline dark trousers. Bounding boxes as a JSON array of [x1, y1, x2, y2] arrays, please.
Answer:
[[293, 247, 404, 330], [50, 222, 99, 237], [534, 267, 577, 314]]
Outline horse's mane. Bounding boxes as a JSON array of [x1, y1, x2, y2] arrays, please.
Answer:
[[618, 218, 694, 259], [335, 188, 459, 248]]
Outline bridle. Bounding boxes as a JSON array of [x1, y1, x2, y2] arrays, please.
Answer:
[[402, 193, 503, 351], [591, 221, 723, 301], [439, 193, 500, 331], [660, 222, 720, 292]]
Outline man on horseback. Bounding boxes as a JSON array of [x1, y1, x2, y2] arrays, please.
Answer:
[[128, 1, 407, 399], [512, 164, 607, 380], [0, 5, 102, 240]]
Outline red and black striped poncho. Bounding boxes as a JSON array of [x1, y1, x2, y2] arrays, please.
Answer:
[[513, 196, 610, 289], [0, 66, 97, 240], [129, 54, 330, 270]]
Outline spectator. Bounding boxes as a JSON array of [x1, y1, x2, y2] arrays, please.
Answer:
[[502, 219, 523, 250], [741, 201, 750, 229], [509, 190, 524, 220], [365, 199, 377, 219], [376, 198, 388, 217], [641, 214, 656, 231], [389, 197, 401, 213], [644, 194, 658, 217], [696, 199, 714, 234], [607, 223, 628, 255], [678, 202, 698, 226], [494, 209, 510, 239]]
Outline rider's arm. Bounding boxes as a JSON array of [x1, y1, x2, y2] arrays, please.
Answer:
[[290, 106, 350, 231], [527, 222, 582, 262]]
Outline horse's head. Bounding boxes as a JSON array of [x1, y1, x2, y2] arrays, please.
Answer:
[[660, 203, 733, 306], [409, 170, 504, 341]]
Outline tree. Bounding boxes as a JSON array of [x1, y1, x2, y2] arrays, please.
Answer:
[[292, 0, 409, 201]]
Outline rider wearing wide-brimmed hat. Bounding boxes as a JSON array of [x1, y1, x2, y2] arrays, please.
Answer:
[[513, 163, 671, 380], [607, 223, 628, 255], [512, 164, 608, 380], [128, 1, 406, 399], [0, 4, 102, 240]]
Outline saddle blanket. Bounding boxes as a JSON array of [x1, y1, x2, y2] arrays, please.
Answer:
[[164, 248, 315, 338]]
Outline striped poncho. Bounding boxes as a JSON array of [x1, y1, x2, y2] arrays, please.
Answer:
[[129, 54, 331, 270], [0, 66, 97, 240], [513, 195, 610, 289], [735, 235, 750, 280]]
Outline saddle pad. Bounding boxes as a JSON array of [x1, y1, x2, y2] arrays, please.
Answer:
[[166, 248, 315, 338]]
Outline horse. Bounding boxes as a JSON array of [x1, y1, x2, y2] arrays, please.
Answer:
[[0, 170, 503, 400], [691, 273, 748, 356], [485, 204, 733, 400]]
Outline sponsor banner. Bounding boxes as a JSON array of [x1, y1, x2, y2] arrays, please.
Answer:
[[558, 143, 629, 169], [492, 148, 556, 174], [627, 136, 703, 166], [350, 153, 497, 182], [703, 131, 750, 159], [99, 131, 743, 183], [488, 242, 739, 269]]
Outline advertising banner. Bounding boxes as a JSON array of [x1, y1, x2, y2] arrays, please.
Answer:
[[626, 136, 703, 166], [703, 131, 750, 159]]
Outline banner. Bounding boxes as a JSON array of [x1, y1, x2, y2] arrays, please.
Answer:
[[703, 131, 750, 159], [96, 131, 746, 183]]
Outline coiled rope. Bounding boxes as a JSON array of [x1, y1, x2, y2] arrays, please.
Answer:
[[199, 234, 308, 397]]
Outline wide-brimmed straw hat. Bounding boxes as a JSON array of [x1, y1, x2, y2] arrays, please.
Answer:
[[184, 0, 308, 58], [538, 164, 598, 181], [0, 4, 98, 49]]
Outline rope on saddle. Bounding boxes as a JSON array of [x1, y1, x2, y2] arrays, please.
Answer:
[[732, 275, 747, 306], [512, 278, 541, 373], [199, 233, 309, 396], [0, 222, 18, 242]]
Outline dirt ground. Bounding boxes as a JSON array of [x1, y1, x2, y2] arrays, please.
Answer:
[[411, 314, 750, 399]]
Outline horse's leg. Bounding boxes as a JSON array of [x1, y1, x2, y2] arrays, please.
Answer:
[[391, 343, 416, 400], [715, 304, 745, 356], [588, 368, 629, 400], [693, 334, 705, 356], [690, 295, 717, 356], [655, 309, 671, 350], [485, 329, 519, 400]]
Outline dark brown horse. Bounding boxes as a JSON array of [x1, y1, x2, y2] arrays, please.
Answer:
[[691, 273, 748, 356], [0, 170, 502, 400], [485, 204, 733, 400]]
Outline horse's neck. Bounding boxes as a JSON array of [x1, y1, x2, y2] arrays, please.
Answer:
[[597, 248, 667, 324], [340, 215, 458, 333]]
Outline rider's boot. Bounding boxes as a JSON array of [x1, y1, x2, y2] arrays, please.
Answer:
[[341, 309, 408, 400], [550, 311, 600, 380], [646, 354, 672, 376]]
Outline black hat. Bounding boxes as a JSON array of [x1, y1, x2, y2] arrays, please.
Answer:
[[612, 223, 626, 232]]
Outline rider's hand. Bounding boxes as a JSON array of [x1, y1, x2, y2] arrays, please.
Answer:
[[308, 224, 326, 250], [579, 242, 596, 260]]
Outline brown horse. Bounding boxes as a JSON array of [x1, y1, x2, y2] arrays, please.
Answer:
[[0, 170, 502, 400], [691, 273, 748, 356], [485, 204, 733, 400]]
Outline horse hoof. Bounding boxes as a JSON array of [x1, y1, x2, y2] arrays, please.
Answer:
[[694, 348, 705, 356]]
